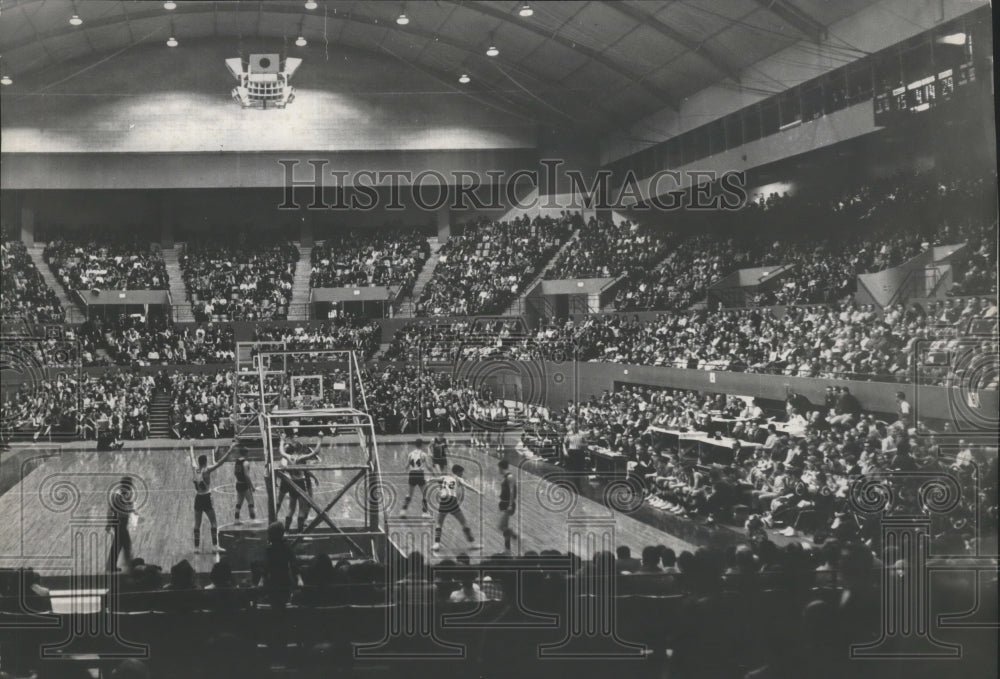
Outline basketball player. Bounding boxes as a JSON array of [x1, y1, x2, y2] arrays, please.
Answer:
[[432, 464, 479, 553], [497, 460, 518, 552], [279, 432, 325, 532], [431, 435, 449, 474], [233, 452, 256, 524], [275, 431, 323, 513], [106, 476, 136, 572], [189, 441, 237, 553], [469, 402, 485, 448], [492, 399, 509, 451], [400, 438, 430, 517]]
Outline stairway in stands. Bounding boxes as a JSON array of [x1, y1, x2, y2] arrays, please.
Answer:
[[161, 245, 194, 322], [395, 236, 444, 317], [501, 228, 580, 316], [25, 244, 88, 324], [148, 389, 173, 439], [287, 241, 314, 321]]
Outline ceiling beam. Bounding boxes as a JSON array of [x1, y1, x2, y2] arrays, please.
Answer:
[[449, 0, 680, 112], [1, 2, 604, 123], [608, 1, 743, 82], [2, 2, 571, 128], [751, 0, 825, 43]]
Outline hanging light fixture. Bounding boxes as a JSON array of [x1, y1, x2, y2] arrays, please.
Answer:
[[1, 75, 12, 86], [486, 44, 499, 57], [166, 36, 178, 47], [163, 1, 177, 10], [295, 35, 308, 47], [396, 13, 409, 25], [304, 1, 318, 9], [69, 14, 83, 26], [518, 4, 533, 17], [458, 73, 470, 84]]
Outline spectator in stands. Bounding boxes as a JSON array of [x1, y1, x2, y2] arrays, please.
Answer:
[[261, 521, 298, 608], [80, 314, 235, 366], [418, 215, 572, 316], [1, 238, 65, 323], [180, 232, 297, 321], [43, 227, 168, 291], [254, 319, 380, 360], [164, 559, 198, 590], [310, 227, 429, 292], [615, 546, 641, 574]]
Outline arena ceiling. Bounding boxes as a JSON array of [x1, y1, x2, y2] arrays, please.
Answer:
[[0, 0, 883, 131]]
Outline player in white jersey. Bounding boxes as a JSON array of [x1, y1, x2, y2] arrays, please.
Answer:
[[432, 464, 479, 553], [470, 402, 487, 448], [189, 440, 237, 553], [400, 438, 430, 516]]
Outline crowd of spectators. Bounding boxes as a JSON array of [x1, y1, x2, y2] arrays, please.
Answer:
[[168, 370, 237, 439], [43, 227, 168, 291], [1, 239, 65, 323], [310, 227, 429, 293], [1, 370, 153, 440], [948, 218, 998, 296], [608, 173, 998, 311], [537, 383, 996, 550], [394, 297, 996, 386], [383, 318, 525, 363], [547, 216, 671, 281], [253, 320, 381, 360], [180, 234, 298, 321], [366, 363, 488, 434], [164, 362, 492, 438], [417, 215, 574, 316], [79, 314, 235, 367]]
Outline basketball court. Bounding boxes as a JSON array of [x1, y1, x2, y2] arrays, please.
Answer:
[[0, 436, 693, 577]]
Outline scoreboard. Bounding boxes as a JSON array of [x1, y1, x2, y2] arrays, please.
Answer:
[[873, 51, 978, 126]]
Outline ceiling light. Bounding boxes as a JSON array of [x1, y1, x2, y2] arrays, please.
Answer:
[[163, 1, 177, 9], [486, 44, 499, 57], [1, 76, 12, 86], [166, 36, 178, 47], [295, 36, 307, 47], [396, 13, 409, 25], [518, 4, 533, 17], [304, 1, 318, 9], [458, 73, 470, 84], [69, 14, 83, 26]]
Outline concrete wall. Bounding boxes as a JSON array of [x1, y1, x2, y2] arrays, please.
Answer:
[[15, 180, 540, 238], [538, 360, 996, 425]]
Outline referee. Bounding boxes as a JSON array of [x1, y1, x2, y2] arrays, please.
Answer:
[[106, 476, 136, 572]]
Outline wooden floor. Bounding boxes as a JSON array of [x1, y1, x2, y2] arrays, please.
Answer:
[[0, 437, 693, 575]]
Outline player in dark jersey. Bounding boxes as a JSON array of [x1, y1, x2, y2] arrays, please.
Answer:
[[275, 432, 322, 513], [497, 459, 518, 552], [431, 435, 448, 474], [279, 432, 325, 532], [400, 438, 430, 517], [432, 464, 479, 553], [233, 452, 256, 523], [189, 441, 237, 553]]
